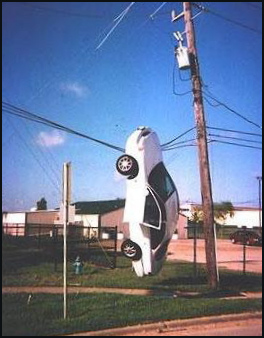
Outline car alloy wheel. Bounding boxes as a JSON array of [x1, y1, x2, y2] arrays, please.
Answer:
[[121, 239, 142, 261], [116, 155, 139, 178]]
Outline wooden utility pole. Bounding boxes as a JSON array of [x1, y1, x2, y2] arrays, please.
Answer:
[[183, 2, 218, 288], [63, 162, 71, 319]]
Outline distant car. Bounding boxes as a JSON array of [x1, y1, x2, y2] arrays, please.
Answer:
[[116, 126, 179, 277], [230, 230, 262, 246]]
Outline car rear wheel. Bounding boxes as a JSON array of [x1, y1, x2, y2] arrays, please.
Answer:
[[116, 155, 139, 178], [121, 240, 142, 261]]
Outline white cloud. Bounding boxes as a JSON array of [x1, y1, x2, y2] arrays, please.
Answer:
[[37, 130, 65, 147], [60, 82, 89, 98]]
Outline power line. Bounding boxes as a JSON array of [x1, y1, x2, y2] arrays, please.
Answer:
[[4, 101, 197, 154], [162, 143, 197, 151], [150, 2, 168, 20], [95, 2, 136, 51], [6, 113, 62, 195], [163, 134, 262, 151], [210, 139, 262, 150], [18, 2, 107, 19], [244, 2, 262, 10], [173, 63, 192, 97], [203, 91, 262, 130], [207, 126, 262, 137], [203, 95, 222, 108], [208, 133, 262, 144], [161, 126, 196, 147], [7, 117, 61, 193], [17, 3, 135, 107], [2, 102, 125, 153], [162, 138, 197, 151], [192, 3, 262, 35], [22, 121, 62, 187]]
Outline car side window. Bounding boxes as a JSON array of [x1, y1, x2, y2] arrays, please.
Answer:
[[148, 162, 176, 203], [143, 193, 161, 228], [143, 192, 166, 249], [143, 162, 175, 249]]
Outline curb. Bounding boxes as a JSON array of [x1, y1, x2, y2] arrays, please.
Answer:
[[66, 312, 262, 336]]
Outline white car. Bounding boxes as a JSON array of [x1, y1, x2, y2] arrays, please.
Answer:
[[116, 127, 179, 277]]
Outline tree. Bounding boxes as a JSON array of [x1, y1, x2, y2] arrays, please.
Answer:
[[213, 201, 234, 224], [190, 201, 234, 224], [36, 197, 47, 210]]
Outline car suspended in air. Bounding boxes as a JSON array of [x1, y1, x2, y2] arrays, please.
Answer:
[[116, 126, 179, 277]]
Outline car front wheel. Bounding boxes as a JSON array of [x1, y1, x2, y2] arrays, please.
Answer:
[[116, 155, 139, 178], [121, 240, 142, 261]]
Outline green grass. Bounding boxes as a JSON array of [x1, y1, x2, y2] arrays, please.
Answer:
[[2, 293, 262, 336], [3, 256, 262, 293], [2, 240, 262, 336]]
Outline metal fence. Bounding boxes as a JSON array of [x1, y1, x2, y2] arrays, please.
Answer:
[[187, 223, 262, 239], [2, 223, 118, 269]]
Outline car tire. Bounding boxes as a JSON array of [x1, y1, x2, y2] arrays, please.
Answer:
[[116, 155, 139, 178], [121, 240, 142, 261]]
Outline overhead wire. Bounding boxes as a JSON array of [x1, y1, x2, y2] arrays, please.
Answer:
[[6, 117, 61, 193], [2, 101, 125, 153], [95, 2, 136, 51], [4, 114, 62, 195], [3, 97, 63, 184], [3, 100, 201, 154], [192, 2, 262, 35], [208, 133, 262, 144], [15, 3, 136, 109], [173, 63, 192, 97], [161, 127, 196, 147], [23, 2, 137, 110], [201, 78, 262, 131], [243, 2, 262, 10], [149, 2, 168, 20], [161, 124, 262, 152], [137, 2, 170, 32], [162, 138, 197, 151], [207, 126, 262, 137], [209, 139, 262, 150], [18, 2, 107, 19], [202, 91, 262, 130], [178, 68, 192, 82], [21, 120, 62, 187], [163, 143, 197, 151]]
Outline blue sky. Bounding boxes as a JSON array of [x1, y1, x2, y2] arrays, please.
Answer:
[[2, 2, 262, 211]]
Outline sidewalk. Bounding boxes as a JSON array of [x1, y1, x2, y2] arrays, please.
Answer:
[[65, 312, 262, 336], [2, 286, 262, 300]]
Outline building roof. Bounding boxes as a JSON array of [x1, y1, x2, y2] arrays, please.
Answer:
[[74, 199, 125, 215]]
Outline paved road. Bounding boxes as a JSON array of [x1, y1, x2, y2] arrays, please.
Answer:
[[167, 239, 262, 273]]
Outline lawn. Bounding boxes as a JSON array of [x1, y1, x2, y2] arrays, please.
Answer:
[[2, 293, 262, 336], [2, 255, 262, 293], [2, 239, 262, 336]]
